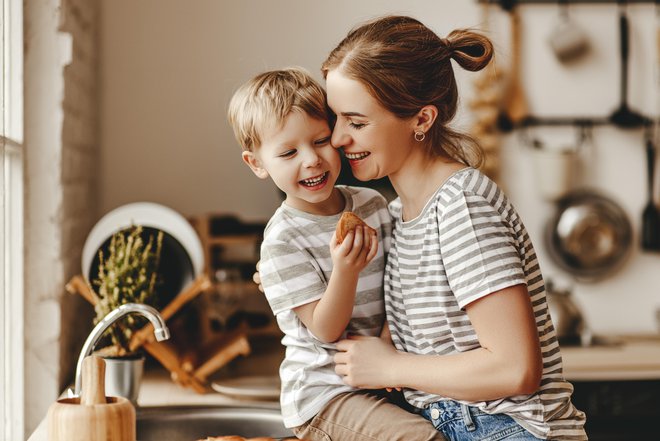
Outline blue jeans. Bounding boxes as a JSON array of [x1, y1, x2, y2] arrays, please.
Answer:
[[420, 400, 543, 441]]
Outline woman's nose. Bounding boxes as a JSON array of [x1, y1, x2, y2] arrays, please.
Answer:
[[331, 125, 349, 149]]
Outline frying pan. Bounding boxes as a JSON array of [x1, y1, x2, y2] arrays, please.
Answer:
[[546, 190, 633, 282]]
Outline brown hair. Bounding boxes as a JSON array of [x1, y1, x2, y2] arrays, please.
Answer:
[[227, 67, 329, 152], [321, 15, 493, 167]]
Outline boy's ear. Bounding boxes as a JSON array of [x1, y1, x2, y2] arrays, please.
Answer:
[[412, 105, 438, 133], [242, 151, 269, 179]]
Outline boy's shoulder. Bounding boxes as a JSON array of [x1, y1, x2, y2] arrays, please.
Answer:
[[338, 185, 388, 208], [262, 204, 323, 244]]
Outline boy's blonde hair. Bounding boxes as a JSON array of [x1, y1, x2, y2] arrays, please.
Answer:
[[227, 67, 330, 152]]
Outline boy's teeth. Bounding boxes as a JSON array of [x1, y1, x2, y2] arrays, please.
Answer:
[[345, 152, 370, 160], [301, 173, 326, 185]]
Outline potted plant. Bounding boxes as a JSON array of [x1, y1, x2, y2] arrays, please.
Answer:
[[90, 225, 164, 403]]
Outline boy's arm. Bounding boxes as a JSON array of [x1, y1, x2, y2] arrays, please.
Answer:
[[294, 226, 378, 343]]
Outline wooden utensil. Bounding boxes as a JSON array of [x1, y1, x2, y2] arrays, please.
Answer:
[[498, 6, 529, 131], [47, 356, 136, 441]]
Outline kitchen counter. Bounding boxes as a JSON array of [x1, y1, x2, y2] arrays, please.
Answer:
[[27, 368, 280, 441], [28, 335, 660, 440], [561, 334, 660, 381]]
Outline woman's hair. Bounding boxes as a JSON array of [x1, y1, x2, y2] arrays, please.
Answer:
[[321, 15, 493, 167], [227, 67, 329, 152]]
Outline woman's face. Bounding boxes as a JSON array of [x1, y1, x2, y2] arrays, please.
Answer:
[[326, 70, 415, 182]]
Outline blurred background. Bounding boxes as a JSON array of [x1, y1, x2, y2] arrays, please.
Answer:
[[6, 0, 660, 438]]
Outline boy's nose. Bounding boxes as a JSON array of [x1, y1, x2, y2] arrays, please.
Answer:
[[302, 148, 322, 168]]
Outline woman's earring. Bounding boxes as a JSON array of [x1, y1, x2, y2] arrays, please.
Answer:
[[414, 131, 426, 142]]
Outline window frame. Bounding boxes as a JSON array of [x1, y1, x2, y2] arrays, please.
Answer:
[[1, 0, 23, 439]]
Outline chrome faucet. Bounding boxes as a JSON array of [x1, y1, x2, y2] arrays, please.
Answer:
[[72, 303, 170, 397]]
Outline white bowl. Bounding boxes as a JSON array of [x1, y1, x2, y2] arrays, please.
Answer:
[[82, 202, 204, 295]]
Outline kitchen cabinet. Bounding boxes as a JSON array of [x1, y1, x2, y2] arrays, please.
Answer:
[[561, 336, 660, 440], [571, 379, 660, 440]]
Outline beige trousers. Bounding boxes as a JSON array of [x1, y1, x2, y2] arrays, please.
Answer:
[[292, 391, 447, 441]]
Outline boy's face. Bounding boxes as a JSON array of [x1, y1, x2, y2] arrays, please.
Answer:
[[242, 111, 341, 214]]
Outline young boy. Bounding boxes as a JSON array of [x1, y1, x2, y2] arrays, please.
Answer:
[[227, 68, 445, 441]]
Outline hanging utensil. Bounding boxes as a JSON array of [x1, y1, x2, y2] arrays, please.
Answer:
[[610, 1, 647, 129], [547, 0, 591, 64], [498, 4, 529, 131], [642, 129, 660, 250]]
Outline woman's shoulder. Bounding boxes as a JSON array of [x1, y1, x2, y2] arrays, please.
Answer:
[[437, 167, 503, 204]]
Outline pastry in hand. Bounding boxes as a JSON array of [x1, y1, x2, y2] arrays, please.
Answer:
[[335, 212, 376, 243]]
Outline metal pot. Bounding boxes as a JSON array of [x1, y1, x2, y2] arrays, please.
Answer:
[[546, 190, 632, 282], [545, 281, 589, 346]]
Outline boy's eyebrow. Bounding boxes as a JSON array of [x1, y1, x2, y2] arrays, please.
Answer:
[[340, 111, 367, 117]]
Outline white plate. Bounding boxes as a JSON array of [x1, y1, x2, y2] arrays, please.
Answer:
[[211, 375, 280, 400]]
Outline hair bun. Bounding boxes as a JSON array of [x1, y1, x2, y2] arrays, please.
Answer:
[[446, 29, 493, 72]]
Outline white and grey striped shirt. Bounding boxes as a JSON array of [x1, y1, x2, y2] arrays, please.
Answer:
[[260, 186, 392, 428], [385, 168, 586, 440]]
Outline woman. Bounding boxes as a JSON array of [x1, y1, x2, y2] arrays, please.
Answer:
[[321, 15, 586, 441]]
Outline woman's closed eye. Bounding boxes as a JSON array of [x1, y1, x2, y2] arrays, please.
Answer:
[[349, 121, 367, 130]]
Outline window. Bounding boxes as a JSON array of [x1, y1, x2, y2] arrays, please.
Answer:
[[1, 0, 23, 439]]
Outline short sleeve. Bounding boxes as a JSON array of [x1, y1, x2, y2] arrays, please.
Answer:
[[259, 239, 327, 315], [438, 192, 526, 309]]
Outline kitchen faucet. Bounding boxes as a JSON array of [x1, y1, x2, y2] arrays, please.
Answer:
[[71, 303, 170, 397]]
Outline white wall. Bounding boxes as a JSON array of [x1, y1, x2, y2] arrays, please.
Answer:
[[100, 0, 660, 334]]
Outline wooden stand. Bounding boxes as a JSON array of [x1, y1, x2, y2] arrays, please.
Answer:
[[47, 356, 136, 441], [66, 274, 251, 393]]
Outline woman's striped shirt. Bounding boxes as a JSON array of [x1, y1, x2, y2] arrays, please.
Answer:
[[385, 167, 586, 440]]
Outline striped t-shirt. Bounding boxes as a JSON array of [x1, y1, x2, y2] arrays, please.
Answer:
[[385, 168, 586, 440], [260, 186, 392, 428]]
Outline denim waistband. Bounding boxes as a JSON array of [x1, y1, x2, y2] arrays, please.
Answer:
[[427, 400, 485, 418]]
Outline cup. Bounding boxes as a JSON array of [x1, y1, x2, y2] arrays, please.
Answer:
[[531, 147, 577, 201], [103, 355, 145, 406]]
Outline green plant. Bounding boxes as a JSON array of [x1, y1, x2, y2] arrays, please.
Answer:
[[92, 225, 164, 356]]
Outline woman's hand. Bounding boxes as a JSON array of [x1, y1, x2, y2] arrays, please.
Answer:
[[333, 335, 400, 389]]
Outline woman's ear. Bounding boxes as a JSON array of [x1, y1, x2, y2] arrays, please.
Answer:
[[412, 105, 438, 133], [242, 151, 269, 179]]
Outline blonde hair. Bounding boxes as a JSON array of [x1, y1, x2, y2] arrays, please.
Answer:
[[227, 67, 330, 152], [322, 15, 493, 167]]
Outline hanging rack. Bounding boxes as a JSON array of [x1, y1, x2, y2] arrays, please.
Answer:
[[480, 0, 657, 130], [480, 0, 658, 8]]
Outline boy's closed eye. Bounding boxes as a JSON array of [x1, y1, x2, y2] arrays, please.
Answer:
[[279, 149, 297, 158], [314, 136, 332, 146]]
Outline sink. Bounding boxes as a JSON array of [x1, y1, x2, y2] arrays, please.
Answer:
[[136, 406, 295, 440]]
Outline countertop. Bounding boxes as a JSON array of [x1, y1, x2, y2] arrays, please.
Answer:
[[28, 335, 660, 440], [28, 368, 280, 441]]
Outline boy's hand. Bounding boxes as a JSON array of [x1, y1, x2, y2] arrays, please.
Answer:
[[330, 226, 378, 274]]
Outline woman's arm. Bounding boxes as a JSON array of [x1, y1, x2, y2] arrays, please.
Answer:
[[294, 226, 378, 343], [334, 284, 543, 401]]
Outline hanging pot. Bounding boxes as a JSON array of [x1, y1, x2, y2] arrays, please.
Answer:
[[546, 190, 633, 282]]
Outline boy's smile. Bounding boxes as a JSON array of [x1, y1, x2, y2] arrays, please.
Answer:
[[242, 111, 344, 215]]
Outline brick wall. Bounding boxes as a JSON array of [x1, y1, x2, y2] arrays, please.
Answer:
[[24, 0, 99, 434]]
